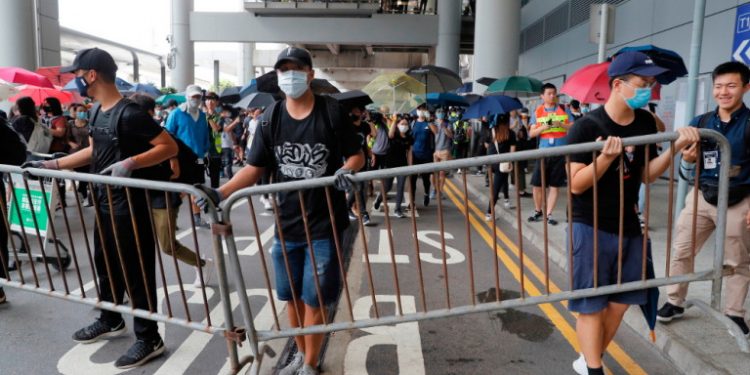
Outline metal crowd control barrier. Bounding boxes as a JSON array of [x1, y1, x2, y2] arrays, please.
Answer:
[[0, 166, 251, 373], [219, 128, 745, 374]]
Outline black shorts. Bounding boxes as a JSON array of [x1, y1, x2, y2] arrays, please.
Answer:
[[530, 156, 567, 187]]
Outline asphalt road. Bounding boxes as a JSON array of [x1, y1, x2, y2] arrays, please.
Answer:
[[0, 173, 680, 374]]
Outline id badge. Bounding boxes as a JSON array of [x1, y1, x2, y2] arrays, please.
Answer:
[[548, 137, 555, 145], [703, 150, 718, 169], [197, 158, 205, 165]]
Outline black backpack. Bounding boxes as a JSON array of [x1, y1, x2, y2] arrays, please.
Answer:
[[90, 99, 201, 183], [0, 118, 27, 166], [259, 95, 342, 172]]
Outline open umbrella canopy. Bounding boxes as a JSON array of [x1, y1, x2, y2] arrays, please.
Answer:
[[329, 90, 373, 110], [426, 92, 469, 107], [10, 85, 74, 105], [240, 79, 257, 98], [362, 72, 426, 113], [255, 71, 340, 97], [475, 77, 498, 86], [561, 61, 661, 104], [35, 66, 76, 87], [124, 83, 162, 98], [156, 92, 186, 105], [406, 64, 462, 94], [463, 95, 522, 119], [485, 75, 543, 97], [0, 79, 20, 101], [220, 86, 242, 104], [0, 67, 54, 88], [455, 82, 473, 94], [614, 45, 687, 85], [234, 92, 276, 109], [115, 77, 133, 92], [462, 94, 482, 105]]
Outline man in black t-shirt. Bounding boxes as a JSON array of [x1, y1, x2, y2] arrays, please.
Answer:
[[23, 48, 178, 369], [198, 47, 364, 375], [565, 52, 699, 375]]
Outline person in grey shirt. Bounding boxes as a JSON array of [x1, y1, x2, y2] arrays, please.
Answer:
[[431, 108, 453, 198]]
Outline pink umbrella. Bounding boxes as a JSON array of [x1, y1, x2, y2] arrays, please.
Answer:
[[36, 66, 76, 87], [10, 85, 74, 105], [0, 67, 54, 88], [561, 61, 661, 104]]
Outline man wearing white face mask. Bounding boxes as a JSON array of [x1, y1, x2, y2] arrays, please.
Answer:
[[165, 84, 212, 228], [194, 47, 364, 375]]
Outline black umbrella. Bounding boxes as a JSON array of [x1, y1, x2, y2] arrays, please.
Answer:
[[234, 92, 276, 109], [462, 94, 482, 104], [219, 86, 242, 103], [329, 90, 373, 110], [406, 65, 463, 93], [476, 77, 498, 86], [255, 71, 341, 96]]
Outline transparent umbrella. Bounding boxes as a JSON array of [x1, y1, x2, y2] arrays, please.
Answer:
[[362, 72, 426, 114]]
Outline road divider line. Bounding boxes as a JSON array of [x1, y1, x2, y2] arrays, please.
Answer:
[[442, 182, 645, 375]]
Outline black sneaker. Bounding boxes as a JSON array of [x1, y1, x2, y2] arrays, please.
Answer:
[[114, 338, 165, 369], [528, 210, 543, 222], [727, 315, 750, 338], [362, 213, 373, 226], [547, 216, 558, 226], [656, 302, 685, 322], [72, 319, 126, 344], [423, 194, 430, 207], [0, 288, 6, 304], [373, 194, 382, 211]]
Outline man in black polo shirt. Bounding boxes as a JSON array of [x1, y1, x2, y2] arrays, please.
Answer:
[[24, 48, 177, 369]]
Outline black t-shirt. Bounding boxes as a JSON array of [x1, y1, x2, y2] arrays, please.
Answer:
[[386, 131, 413, 167], [352, 121, 370, 153], [90, 100, 164, 215], [567, 107, 658, 235], [11, 116, 35, 142], [485, 130, 517, 173], [246, 96, 361, 241]]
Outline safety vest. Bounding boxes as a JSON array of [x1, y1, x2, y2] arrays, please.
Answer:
[[534, 105, 569, 140]]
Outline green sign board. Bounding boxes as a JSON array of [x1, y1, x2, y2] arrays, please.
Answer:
[[8, 184, 50, 236]]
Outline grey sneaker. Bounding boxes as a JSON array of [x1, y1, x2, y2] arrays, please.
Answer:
[[297, 364, 319, 375], [72, 319, 126, 344], [114, 338, 165, 369], [278, 351, 304, 375]]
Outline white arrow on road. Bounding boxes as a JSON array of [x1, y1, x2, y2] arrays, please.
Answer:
[[734, 39, 749, 63]]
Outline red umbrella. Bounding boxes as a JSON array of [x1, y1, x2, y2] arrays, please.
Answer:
[[0, 67, 54, 88], [561, 61, 660, 104], [36, 66, 76, 87], [10, 85, 74, 105]]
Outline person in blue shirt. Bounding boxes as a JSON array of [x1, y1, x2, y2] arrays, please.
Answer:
[[165, 84, 211, 227], [410, 104, 435, 208], [658, 61, 750, 338]]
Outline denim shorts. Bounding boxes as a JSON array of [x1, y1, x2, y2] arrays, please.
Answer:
[[271, 236, 341, 308], [568, 222, 648, 314]]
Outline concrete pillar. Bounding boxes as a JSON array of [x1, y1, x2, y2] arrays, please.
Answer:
[[436, 0, 461, 73], [239, 43, 255, 84], [0, 0, 37, 69], [38, 0, 61, 67], [171, 0, 194, 91], [473, 0, 520, 87]]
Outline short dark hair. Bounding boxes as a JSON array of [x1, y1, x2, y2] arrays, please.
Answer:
[[541, 83, 557, 93], [712, 61, 750, 85], [16, 96, 37, 120], [608, 74, 636, 89], [570, 100, 580, 109], [44, 97, 63, 116], [95, 70, 115, 84], [129, 93, 156, 113]]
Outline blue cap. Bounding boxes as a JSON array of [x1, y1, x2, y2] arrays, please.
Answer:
[[608, 51, 669, 78]]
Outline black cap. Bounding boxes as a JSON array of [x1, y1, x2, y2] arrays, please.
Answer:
[[61, 48, 118, 78], [274, 47, 313, 70]]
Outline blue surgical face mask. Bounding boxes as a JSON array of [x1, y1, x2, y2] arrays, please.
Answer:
[[74, 75, 90, 98], [436, 112, 445, 120], [76, 111, 88, 120], [277, 70, 309, 99], [581, 107, 590, 114], [621, 82, 652, 109]]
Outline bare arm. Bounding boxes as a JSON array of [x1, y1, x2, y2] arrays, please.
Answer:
[[218, 164, 265, 198], [56, 144, 94, 170], [224, 117, 240, 133], [131, 130, 178, 168], [568, 137, 621, 195], [643, 127, 700, 183], [528, 124, 545, 138]]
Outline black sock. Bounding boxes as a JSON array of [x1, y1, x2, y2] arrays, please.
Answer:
[[587, 366, 604, 375]]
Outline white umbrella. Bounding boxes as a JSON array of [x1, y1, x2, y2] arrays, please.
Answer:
[[0, 79, 19, 101]]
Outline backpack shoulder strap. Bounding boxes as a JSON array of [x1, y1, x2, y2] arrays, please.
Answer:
[[260, 99, 283, 166], [89, 103, 102, 125], [321, 95, 341, 139]]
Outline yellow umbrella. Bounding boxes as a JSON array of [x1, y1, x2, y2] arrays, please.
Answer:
[[362, 72, 426, 113]]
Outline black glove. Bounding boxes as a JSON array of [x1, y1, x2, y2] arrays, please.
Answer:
[[194, 184, 223, 212], [334, 168, 357, 192]]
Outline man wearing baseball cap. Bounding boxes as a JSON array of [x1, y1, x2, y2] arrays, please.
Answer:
[[196, 47, 364, 375], [565, 51, 700, 374], [23, 47, 178, 369]]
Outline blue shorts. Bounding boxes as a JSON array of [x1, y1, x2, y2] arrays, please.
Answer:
[[568, 222, 648, 314], [271, 236, 341, 308]]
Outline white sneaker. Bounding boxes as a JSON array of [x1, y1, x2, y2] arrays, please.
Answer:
[[297, 364, 319, 375], [572, 353, 587, 375], [193, 258, 214, 288], [504, 199, 514, 209], [278, 351, 304, 375], [259, 196, 273, 211]]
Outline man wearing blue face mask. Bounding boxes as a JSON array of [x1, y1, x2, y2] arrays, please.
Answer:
[[195, 47, 364, 375], [565, 51, 700, 375]]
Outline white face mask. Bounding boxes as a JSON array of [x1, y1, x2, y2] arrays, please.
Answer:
[[397, 124, 409, 133], [188, 98, 201, 110], [278, 70, 309, 99]]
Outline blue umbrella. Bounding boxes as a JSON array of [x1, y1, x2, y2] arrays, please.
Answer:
[[640, 242, 660, 342], [613, 45, 687, 85], [463, 95, 522, 119], [426, 92, 469, 107], [62, 79, 78, 91], [62, 77, 133, 92], [455, 82, 473, 94], [124, 83, 162, 98], [239, 79, 257, 98]]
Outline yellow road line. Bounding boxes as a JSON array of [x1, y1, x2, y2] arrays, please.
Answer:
[[441, 180, 646, 375]]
